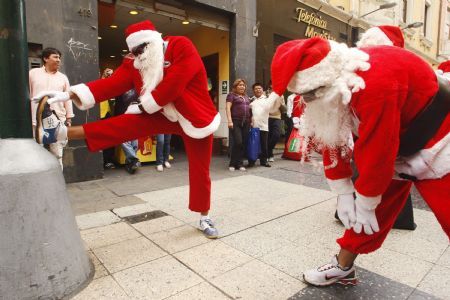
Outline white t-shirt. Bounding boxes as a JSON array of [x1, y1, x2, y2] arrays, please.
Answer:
[[250, 95, 273, 131]]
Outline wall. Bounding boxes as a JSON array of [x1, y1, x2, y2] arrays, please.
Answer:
[[26, 0, 103, 182]]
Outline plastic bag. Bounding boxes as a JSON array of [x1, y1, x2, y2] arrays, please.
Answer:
[[283, 128, 305, 161], [247, 128, 261, 161]]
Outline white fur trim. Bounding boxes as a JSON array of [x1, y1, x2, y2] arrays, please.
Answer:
[[178, 112, 221, 139], [356, 27, 393, 48], [327, 177, 355, 194], [69, 84, 95, 110], [394, 132, 450, 180], [140, 92, 162, 114], [126, 30, 162, 50], [355, 191, 381, 210]]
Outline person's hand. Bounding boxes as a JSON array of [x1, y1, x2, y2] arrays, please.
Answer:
[[125, 103, 142, 115], [336, 193, 356, 229], [65, 119, 72, 127], [32, 91, 70, 104], [292, 117, 300, 129], [353, 194, 380, 235], [102, 68, 113, 79], [228, 121, 233, 129]]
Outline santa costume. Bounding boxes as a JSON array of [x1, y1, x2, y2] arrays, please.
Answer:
[[268, 37, 450, 285], [35, 20, 220, 238]]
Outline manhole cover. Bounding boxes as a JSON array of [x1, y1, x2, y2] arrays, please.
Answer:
[[123, 210, 168, 224]]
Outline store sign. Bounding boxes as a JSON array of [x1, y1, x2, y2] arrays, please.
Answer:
[[294, 7, 336, 41], [221, 80, 228, 94]]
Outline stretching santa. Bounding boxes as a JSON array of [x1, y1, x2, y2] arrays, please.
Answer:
[[32, 20, 220, 238], [265, 36, 450, 286]]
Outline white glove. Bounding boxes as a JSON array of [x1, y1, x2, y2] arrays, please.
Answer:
[[125, 103, 142, 115], [292, 117, 300, 129], [353, 193, 381, 235], [336, 193, 356, 229], [32, 91, 70, 104]]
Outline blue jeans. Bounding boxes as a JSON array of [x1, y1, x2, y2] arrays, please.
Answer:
[[156, 134, 171, 165], [121, 140, 138, 163]]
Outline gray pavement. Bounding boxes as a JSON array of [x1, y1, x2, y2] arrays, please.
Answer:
[[68, 150, 449, 300]]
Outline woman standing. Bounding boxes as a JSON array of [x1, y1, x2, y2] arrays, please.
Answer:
[[226, 79, 251, 171]]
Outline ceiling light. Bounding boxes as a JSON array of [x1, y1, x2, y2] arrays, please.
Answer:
[[129, 10, 139, 15], [182, 18, 190, 25], [109, 24, 118, 29], [110, 55, 116, 58], [122, 49, 128, 52], [98, 36, 102, 40]]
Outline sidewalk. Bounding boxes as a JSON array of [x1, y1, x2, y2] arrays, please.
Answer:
[[68, 152, 449, 299]]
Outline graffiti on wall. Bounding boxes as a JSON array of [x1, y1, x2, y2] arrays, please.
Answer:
[[66, 37, 95, 63]]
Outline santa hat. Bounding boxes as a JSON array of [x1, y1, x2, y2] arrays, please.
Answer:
[[438, 61, 450, 73], [357, 25, 404, 48], [125, 20, 162, 50], [270, 37, 340, 97]]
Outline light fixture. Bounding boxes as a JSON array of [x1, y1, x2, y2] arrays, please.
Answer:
[[129, 10, 138, 15], [401, 21, 424, 30], [360, 2, 397, 18], [98, 36, 102, 40], [122, 49, 128, 52], [110, 55, 116, 58], [109, 24, 118, 29], [182, 17, 189, 25]]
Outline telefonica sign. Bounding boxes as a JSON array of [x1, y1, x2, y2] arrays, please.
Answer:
[[293, 4, 336, 41]]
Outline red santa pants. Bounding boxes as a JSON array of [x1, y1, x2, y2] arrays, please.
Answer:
[[337, 173, 450, 254], [83, 113, 212, 212]]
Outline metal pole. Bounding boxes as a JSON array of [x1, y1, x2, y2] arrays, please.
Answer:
[[0, 0, 32, 138]]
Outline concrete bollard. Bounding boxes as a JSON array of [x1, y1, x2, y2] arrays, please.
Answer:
[[0, 139, 93, 299]]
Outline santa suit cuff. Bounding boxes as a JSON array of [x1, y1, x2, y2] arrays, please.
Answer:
[[327, 177, 355, 194], [355, 191, 382, 210], [140, 91, 162, 114], [70, 84, 95, 110]]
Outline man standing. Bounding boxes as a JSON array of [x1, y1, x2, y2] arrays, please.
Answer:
[[29, 47, 74, 169], [32, 20, 220, 238], [267, 37, 449, 286]]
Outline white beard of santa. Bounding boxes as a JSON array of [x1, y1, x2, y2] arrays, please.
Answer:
[[133, 36, 165, 94]]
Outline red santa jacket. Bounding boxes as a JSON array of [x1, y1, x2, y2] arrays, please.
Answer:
[[70, 36, 220, 139], [326, 45, 450, 199]]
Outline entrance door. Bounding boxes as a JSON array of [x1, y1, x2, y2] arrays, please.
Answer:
[[201, 53, 219, 111]]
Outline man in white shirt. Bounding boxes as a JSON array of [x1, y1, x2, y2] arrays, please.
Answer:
[[29, 47, 74, 169]]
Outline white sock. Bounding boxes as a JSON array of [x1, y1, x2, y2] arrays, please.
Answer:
[[200, 215, 209, 221]]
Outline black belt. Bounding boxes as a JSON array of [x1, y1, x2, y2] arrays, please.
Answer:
[[398, 75, 450, 157]]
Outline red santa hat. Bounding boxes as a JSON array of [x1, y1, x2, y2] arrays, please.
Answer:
[[438, 61, 450, 73], [357, 25, 404, 48], [270, 37, 338, 96], [125, 20, 162, 50]]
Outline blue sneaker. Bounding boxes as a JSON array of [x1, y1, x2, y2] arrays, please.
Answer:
[[35, 96, 67, 145], [199, 218, 219, 239]]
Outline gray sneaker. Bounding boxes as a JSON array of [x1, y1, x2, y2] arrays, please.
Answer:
[[199, 218, 219, 239]]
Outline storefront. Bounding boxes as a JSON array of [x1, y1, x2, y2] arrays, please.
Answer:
[[255, 0, 355, 89]]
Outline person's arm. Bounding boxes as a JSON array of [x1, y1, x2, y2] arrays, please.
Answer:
[[226, 98, 233, 128], [63, 75, 74, 126]]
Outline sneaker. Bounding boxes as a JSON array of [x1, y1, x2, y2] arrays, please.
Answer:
[[239, 166, 246, 171], [164, 161, 171, 168], [199, 218, 219, 239], [229, 166, 235, 171], [104, 162, 116, 169], [35, 97, 67, 145], [268, 157, 274, 162], [156, 164, 163, 172], [125, 159, 140, 174], [302, 255, 357, 286]]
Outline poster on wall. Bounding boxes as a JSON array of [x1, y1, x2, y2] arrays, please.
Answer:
[[221, 80, 228, 94]]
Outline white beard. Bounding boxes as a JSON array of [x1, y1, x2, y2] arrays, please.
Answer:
[[133, 37, 165, 94], [299, 83, 354, 149]]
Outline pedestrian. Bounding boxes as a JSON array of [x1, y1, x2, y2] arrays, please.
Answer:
[[32, 20, 221, 239], [267, 83, 286, 162], [155, 134, 172, 172], [268, 36, 449, 286], [225, 78, 251, 171], [29, 47, 74, 169]]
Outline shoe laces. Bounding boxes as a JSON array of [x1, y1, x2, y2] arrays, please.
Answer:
[[317, 263, 336, 272], [201, 218, 214, 228]]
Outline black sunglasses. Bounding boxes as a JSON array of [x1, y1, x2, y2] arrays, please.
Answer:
[[131, 42, 149, 56]]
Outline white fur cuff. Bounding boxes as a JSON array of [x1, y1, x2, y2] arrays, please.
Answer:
[[70, 84, 95, 110], [126, 30, 162, 50], [355, 191, 381, 210], [140, 92, 162, 114], [327, 177, 355, 194]]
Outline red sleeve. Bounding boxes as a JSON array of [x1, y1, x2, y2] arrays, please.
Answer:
[[86, 59, 134, 103], [292, 95, 304, 118], [323, 147, 353, 180], [151, 37, 202, 106]]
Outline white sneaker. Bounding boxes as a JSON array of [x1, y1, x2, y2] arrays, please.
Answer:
[[229, 167, 235, 171], [302, 255, 357, 286], [164, 161, 171, 168], [239, 166, 246, 171], [156, 165, 163, 172], [199, 218, 219, 239], [268, 157, 274, 162]]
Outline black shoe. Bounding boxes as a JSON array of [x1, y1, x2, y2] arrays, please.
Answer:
[[247, 162, 255, 168], [261, 163, 271, 167], [125, 159, 140, 174], [104, 162, 116, 169]]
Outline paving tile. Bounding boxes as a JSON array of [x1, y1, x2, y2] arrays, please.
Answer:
[[357, 248, 434, 287], [211, 259, 306, 300], [71, 276, 130, 300], [417, 265, 450, 300], [221, 227, 294, 258], [436, 246, 450, 268], [112, 202, 158, 218], [169, 208, 202, 224], [113, 256, 203, 299], [408, 289, 442, 300], [174, 240, 253, 279], [410, 209, 449, 244], [165, 282, 229, 300], [132, 215, 185, 235], [148, 224, 211, 253], [93, 236, 167, 273], [81, 222, 141, 250], [225, 206, 284, 227], [88, 251, 108, 280], [76, 210, 121, 230]]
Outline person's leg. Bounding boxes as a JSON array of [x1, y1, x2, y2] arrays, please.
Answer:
[[121, 141, 137, 163], [260, 130, 269, 165], [268, 119, 282, 158], [414, 173, 450, 239], [267, 118, 275, 158], [163, 134, 172, 162], [285, 117, 293, 146], [155, 134, 164, 166], [48, 142, 64, 169], [230, 120, 243, 168], [241, 121, 250, 168]]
